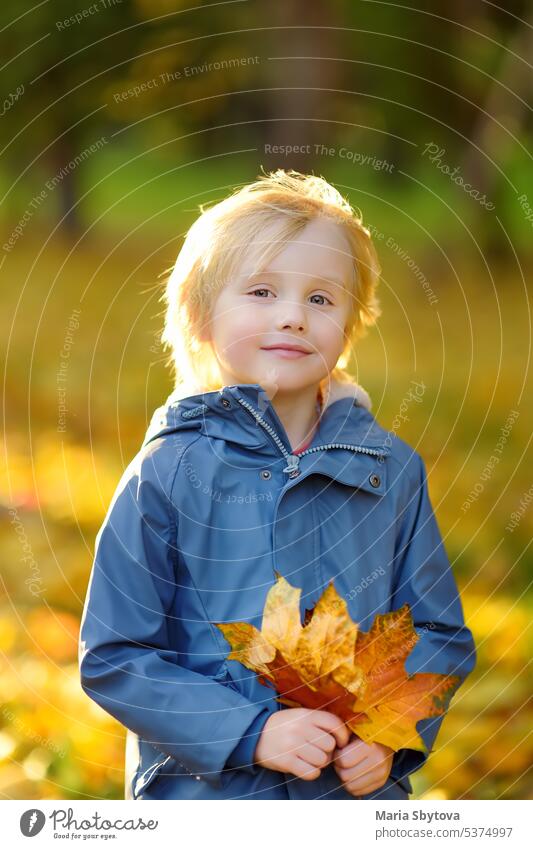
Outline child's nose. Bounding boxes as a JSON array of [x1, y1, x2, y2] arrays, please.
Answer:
[[275, 300, 307, 331]]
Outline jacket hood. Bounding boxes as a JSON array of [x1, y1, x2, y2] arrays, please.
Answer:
[[161, 376, 372, 414], [320, 376, 372, 413], [142, 376, 390, 459]]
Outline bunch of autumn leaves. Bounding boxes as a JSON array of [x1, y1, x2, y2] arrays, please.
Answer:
[[216, 573, 461, 753]]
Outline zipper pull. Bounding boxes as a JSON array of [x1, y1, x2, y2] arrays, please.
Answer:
[[282, 454, 301, 478]]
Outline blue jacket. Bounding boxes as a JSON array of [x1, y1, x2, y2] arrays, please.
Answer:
[[79, 380, 476, 800]]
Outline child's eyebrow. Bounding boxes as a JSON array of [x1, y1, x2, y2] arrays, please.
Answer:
[[246, 271, 345, 288]]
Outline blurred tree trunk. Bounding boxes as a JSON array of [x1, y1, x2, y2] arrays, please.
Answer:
[[47, 132, 81, 237], [461, 7, 533, 261], [261, 1, 342, 172]]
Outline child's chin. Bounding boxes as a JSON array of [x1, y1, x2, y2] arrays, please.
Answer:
[[259, 378, 318, 397]]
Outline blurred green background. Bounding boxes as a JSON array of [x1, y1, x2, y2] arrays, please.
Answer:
[[0, 0, 531, 800]]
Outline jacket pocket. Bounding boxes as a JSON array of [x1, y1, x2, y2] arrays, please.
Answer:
[[132, 740, 199, 799], [132, 752, 173, 799], [131, 665, 248, 799]]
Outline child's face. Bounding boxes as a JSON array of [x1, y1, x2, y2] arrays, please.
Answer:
[[206, 217, 353, 397]]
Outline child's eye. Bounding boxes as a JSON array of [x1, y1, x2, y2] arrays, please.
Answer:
[[250, 288, 272, 298], [248, 289, 332, 305], [309, 294, 333, 306]]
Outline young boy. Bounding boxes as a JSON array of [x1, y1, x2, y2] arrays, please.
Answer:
[[79, 169, 476, 800]]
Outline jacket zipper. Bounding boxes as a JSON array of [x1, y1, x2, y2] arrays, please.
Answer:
[[235, 396, 387, 478]]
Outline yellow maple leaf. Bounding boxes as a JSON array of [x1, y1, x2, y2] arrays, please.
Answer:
[[215, 573, 461, 752]]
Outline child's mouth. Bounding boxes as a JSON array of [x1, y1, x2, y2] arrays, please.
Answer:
[[261, 347, 311, 359]]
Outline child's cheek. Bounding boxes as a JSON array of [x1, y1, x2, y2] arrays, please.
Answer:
[[212, 315, 259, 368], [227, 337, 261, 374]]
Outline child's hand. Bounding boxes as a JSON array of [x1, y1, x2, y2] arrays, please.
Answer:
[[254, 708, 350, 780], [332, 735, 394, 796]]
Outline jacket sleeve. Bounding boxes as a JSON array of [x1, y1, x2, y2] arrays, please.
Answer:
[[224, 711, 271, 770], [388, 452, 476, 785], [78, 442, 276, 790]]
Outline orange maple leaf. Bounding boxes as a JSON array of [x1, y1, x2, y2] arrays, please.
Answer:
[[214, 572, 461, 752]]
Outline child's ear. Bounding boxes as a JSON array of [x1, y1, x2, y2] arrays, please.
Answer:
[[197, 320, 212, 343]]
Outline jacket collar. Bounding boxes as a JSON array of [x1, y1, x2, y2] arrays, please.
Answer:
[[143, 379, 392, 494], [218, 381, 387, 451]]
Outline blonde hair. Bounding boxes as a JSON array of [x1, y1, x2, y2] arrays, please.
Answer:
[[159, 169, 382, 396]]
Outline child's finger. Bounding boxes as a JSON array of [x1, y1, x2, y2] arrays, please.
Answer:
[[297, 741, 332, 769], [293, 756, 322, 782], [339, 757, 382, 786], [327, 720, 351, 750], [305, 722, 337, 753], [346, 779, 383, 797], [312, 712, 350, 749], [335, 737, 369, 769], [344, 768, 388, 797], [333, 723, 351, 748]]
